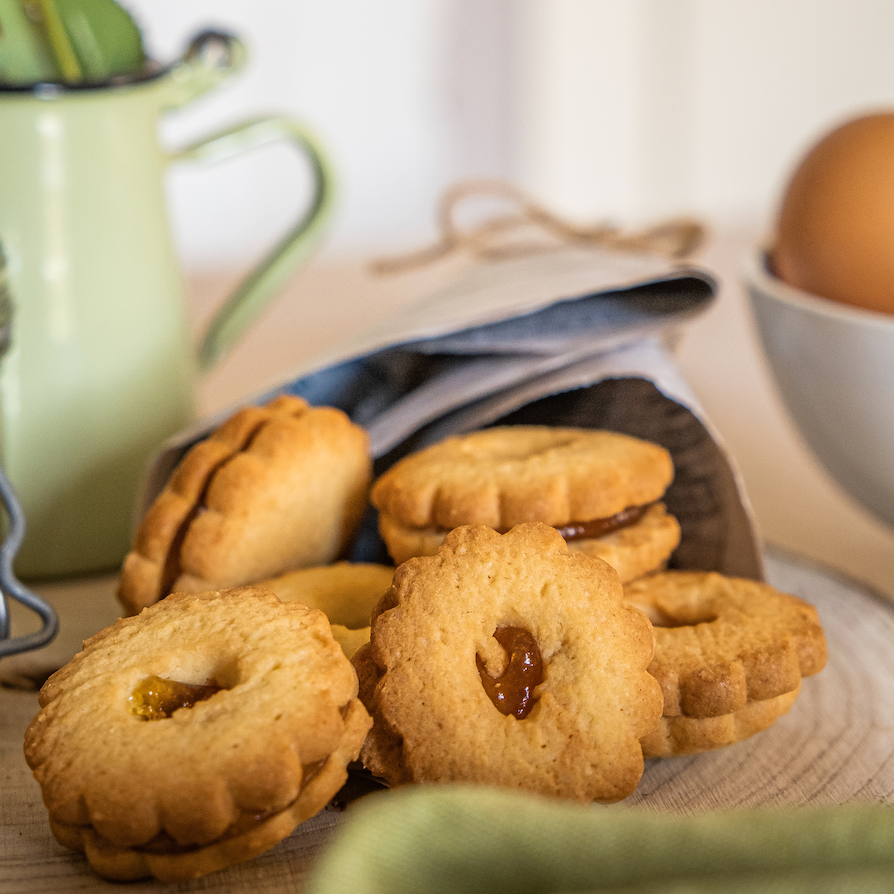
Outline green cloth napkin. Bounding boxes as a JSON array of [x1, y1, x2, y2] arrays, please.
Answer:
[[303, 784, 894, 894]]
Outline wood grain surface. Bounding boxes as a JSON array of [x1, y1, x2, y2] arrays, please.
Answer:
[[1, 546, 893, 892]]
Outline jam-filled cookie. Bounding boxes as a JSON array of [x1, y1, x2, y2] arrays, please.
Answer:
[[623, 571, 827, 758], [372, 425, 680, 582], [23, 587, 372, 883], [354, 523, 664, 803], [118, 395, 371, 616], [259, 561, 395, 659]]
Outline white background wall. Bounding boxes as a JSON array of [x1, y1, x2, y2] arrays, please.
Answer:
[[516, 1, 894, 226], [125, 0, 464, 265], [123, 0, 894, 267]]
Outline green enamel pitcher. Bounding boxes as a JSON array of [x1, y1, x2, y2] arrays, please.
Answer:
[[0, 31, 334, 578]]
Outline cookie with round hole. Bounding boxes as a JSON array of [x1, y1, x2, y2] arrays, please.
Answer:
[[623, 570, 827, 757], [23, 586, 372, 883], [372, 425, 680, 582], [355, 523, 664, 803], [117, 394, 372, 616]]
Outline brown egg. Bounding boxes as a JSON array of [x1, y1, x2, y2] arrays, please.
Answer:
[[772, 111, 894, 315]]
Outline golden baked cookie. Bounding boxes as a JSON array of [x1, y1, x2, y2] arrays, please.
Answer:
[[641, 686, 803, 760], [372, 425, 680, 580], [24, 587, 372, 883], [623, 571, 827, 758], [356, 523, 664, 803], [259, 561, 395, 659], [117, 395, 371, 616]]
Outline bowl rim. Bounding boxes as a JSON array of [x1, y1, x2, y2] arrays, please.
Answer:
[[742, 248, 894, 332]]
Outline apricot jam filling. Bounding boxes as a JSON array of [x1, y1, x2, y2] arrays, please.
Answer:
[[476, 626, 543, 719], [129, 675, 222, 720]]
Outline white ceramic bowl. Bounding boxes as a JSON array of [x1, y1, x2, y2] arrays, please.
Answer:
[[744, 250, 894, 530]]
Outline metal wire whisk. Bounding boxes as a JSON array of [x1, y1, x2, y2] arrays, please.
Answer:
[[0, 245, 59, 657]]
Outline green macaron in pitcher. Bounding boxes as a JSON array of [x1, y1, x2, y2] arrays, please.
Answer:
[[0, 1, 334, 578]]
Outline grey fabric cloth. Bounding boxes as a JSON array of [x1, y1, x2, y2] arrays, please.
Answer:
[[139, 254, 763, 579]]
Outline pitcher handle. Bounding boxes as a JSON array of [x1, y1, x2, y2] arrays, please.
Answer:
[[170, 117, 335, 370], [160, 30, 248, 110]]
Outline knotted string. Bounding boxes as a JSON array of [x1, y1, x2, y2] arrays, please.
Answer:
[[369, 180, 706, 275]]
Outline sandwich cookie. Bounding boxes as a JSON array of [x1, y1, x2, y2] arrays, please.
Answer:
[[623, 570, 827, 758], [372, 425, 680, 582], [118, 395, 371, 616], [354, 523, 664, 803], [24, 586, 372, 882]]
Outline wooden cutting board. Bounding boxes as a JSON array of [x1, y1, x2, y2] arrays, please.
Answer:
[[2, 546, 893, 892]]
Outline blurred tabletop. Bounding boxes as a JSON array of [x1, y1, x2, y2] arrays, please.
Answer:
[[3, 219, 894, 892]]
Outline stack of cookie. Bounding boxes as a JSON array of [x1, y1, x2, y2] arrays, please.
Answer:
[[24, 397, 828, 883], [359, 424, 827, 782], [26, 395, 388, 883]]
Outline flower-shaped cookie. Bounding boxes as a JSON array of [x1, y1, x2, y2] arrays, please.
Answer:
[[118, 395, 371, 616], [24, 587, 371, 882], [624, 570, 827, 757], [372, 425, 680, 581], [355, 523, 663, 803]]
